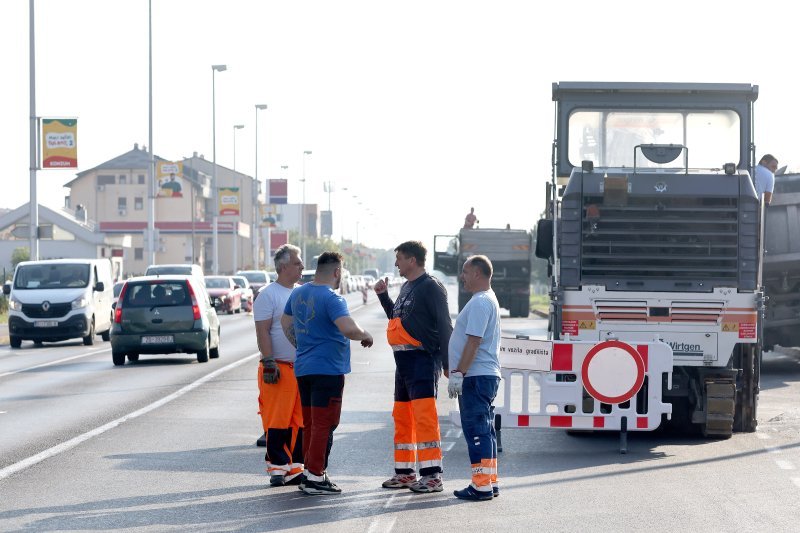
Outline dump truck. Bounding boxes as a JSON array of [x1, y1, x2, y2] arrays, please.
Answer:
[[528, 82, 763, 438], [433, 228, 532, 317], [763, 173, 800, 350]]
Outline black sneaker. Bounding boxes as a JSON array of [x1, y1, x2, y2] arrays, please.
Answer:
[[302, 475, 342, 495], [492, 485, 499, 498], [285, 473, 304, 486], [269, 475, 285, 487]]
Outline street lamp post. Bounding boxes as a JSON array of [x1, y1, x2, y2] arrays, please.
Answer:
[[211, 64, 227, 274], [254, 104, 267, 270], [301, 150, 312, 261], [232, 124, 245, 273]]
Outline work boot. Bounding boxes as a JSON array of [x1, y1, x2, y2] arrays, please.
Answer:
[[269, 475, 285, 487], [382, 473, 417, 489]]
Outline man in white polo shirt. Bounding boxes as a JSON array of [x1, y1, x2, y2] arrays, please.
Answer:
[[254, 244, 305, 487]]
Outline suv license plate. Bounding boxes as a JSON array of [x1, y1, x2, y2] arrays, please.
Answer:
[[141, 335, 174, 345], [34, 320, 58, 328]]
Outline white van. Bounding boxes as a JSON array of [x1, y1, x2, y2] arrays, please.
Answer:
[[145, 264, 205, 286], [3, 259, 114, 348]]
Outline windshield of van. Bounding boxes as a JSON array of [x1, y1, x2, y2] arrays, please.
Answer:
[[147, 266, 191, 276], [14, 264, 91, 289], [240, 272, 266, 283]]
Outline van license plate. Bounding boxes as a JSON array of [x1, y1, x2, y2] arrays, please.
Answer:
[[34, 321, 58, 328], [141, 335, 174, 344]]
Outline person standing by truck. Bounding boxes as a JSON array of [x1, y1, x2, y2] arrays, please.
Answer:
[[375, 240, 453, 494], [755, 154, 778, 205], [464, 207, 478, 229], [446, 255, 502, 501]]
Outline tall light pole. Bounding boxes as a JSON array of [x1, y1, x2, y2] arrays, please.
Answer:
[[232, 124, 245, 273], [211, 64, 227, 274], [147, 0, 156, 267], [29, 0, 38, 260], [301, 150, 312, 261], [254, 104, 267, 270]]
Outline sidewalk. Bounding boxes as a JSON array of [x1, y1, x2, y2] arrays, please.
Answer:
[[0, 323, 8, 345]]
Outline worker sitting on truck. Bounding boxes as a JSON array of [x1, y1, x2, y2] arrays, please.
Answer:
[[754, 154, 778, 205]]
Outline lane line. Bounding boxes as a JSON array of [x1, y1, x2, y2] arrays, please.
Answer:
[[775, 460, 795, 470], [756, 432, 771, 440], [765, 446, 782, 455], [0, 347, 112, 379], [0, 351, 260, 481], [793, 478, 800, 489], [442, 441, 455, 452]]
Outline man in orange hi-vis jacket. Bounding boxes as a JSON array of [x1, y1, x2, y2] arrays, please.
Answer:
[[374, 240, 453, 494]]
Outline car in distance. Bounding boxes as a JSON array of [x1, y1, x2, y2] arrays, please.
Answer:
[[110, 276, 220, 365], [204, 276, 242, 314], [298, 269, 315, 285], [231, 275, 254, 312], [235, 270, 270, 295]]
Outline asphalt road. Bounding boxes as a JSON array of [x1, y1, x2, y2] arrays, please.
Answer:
[[2, 285, 800, 532]]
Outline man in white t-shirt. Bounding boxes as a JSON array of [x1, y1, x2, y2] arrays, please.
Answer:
[[754, 154, 778, 205], [447, 254, 501, 502], [254, 243, 305, 487]]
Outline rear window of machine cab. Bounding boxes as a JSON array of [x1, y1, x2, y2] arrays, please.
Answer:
[[567, 109, 741, 170]]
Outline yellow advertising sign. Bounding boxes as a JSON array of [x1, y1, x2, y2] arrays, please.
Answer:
[[219, 187, 240, 216], [42, 118, 78, 168], [157, 161, 184, 198]]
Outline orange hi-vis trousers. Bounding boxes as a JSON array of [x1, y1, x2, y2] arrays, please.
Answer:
[[392, 350, 442, 476], [257, 361, 304, 479]]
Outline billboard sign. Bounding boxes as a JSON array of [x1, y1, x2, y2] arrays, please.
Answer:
[[42, 118, 78, 168], [269, 179, 288, 204], [157, 161, 184, 197], [219, 187, 240, 216]]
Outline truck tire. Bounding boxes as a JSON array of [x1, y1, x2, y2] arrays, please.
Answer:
[[734, 343, 759, 432], [10, 335, 22, 349]]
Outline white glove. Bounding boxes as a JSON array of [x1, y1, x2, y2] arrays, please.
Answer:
[[448, 370, 464, 399]]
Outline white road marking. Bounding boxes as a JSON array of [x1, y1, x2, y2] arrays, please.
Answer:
[[0, 411, 7, 414], [755, 432, 771, 440], [383, 492, 411, 509], [0, 351, 260, 480], [765, 446, 782, 455], [775, 460, 795, 470], [442, 441, 455, 452], [792, 478, 800, 489], [444, 428, 462, 438], [0, 347, 112, 379], [367, 516, 396, 533]]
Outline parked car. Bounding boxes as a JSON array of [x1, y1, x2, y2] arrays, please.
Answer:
[[110, 275, 220, 365], [146, 264, 205, 286], [3, 258, 115, 348], [231, 275, 254, 312], [204, 276, 242, 314], [112, 281, 126, 308], [235, 270, 270, 295], [268, 271, 278, 283], [298, 269, 315, 285]]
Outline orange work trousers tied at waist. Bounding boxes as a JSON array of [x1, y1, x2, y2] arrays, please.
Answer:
[[257, 361, 303, 478], [386, 318, 423, 351]]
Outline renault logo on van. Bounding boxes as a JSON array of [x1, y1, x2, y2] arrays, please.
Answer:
[[654, 182, 667, 193], [42, 301, 50, 312]]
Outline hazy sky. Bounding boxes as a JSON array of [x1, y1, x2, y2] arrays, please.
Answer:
[[1, 0, 795, 250]]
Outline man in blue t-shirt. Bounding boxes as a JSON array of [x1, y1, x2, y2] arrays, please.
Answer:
[[447, 254, 502, 501], [754, 154, 778, 206], [281, 251, 374, 495]]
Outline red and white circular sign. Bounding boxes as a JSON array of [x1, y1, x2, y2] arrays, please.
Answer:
[[581, 340, 645, 404]]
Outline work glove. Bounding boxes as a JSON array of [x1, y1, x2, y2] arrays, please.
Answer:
[[448, 370, 464, 399], [262, 358, 280, 384]]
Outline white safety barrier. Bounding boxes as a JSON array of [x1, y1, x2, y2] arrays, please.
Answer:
[[449, 338, 673, 452]]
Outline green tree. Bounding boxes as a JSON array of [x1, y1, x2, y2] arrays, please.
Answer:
[[11, 247, 30, 270]]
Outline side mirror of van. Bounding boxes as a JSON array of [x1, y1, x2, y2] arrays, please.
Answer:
[[2, 281, 10, 296], [94, 281, 105, 292]]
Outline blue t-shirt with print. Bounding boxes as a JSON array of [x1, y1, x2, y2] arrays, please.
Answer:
[[284, 283, 351, 376], [448, 289, 501, 377]]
